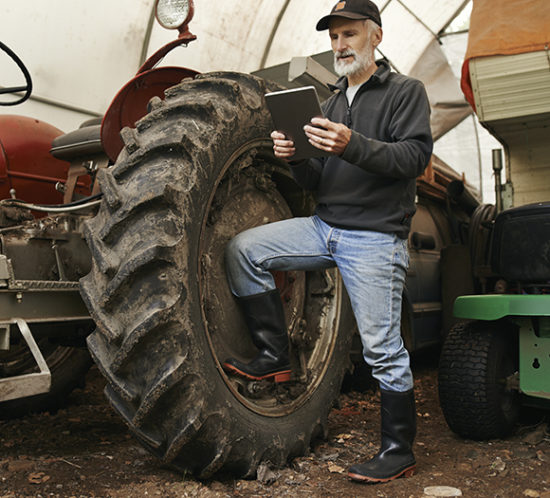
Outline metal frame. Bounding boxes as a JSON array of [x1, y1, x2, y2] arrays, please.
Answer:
[[516, 317, 550, 400], [0, 318, 51, 402]]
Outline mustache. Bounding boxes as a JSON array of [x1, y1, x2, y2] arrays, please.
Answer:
[[335, 49, 356, 60]]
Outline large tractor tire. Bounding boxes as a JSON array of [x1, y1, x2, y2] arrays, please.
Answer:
[[80, 72, 355, 478], [0, 324, 93, 418], [438, 320, 520, 439]]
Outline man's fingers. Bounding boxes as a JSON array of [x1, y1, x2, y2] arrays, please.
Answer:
[[273, 141, 295, 150], [304, 126, 332, 144], [304, 125, 327, 140], [310, 117, 332, 129], [271, 131, 295, 147], [273, 139, 295, 149], [273, 141, 296, 159], [271, 130, 287, 140], [273, 121, 348, 156], [273, 149, 296, 160], [307, 134, 331, 151], [270, 130, 296, 160]]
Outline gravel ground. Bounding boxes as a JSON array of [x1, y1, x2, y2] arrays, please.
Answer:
[[1, 353, 549, 498]]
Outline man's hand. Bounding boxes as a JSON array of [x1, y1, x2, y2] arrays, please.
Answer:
[[271, 131, 296, 160], [304, 117, 351, 156]]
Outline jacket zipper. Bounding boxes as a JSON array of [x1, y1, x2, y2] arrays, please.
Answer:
[[344, 78, 373, 128]]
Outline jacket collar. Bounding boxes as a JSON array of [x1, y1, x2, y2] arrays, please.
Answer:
[[328, 59, 391, 93]]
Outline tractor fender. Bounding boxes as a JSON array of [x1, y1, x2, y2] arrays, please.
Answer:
[[101, 66, 199, 162], [454, 294, 550, 321]]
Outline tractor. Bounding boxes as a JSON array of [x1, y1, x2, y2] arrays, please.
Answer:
[[438, 0, 550, 440], [2, 0, 475, 478]]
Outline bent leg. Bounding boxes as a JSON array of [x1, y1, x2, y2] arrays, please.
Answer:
[[223, 216, 335, 381], [225, 216, 335, 297]]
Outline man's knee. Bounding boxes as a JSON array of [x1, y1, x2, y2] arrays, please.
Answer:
[[226, 226, 267, 268], [225, 231, 249, 266]]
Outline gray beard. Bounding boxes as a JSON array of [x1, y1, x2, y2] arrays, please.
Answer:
[[333, 47, 374, 78]]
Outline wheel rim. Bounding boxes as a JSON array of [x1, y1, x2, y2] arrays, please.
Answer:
[[198, 140, 343, 417]]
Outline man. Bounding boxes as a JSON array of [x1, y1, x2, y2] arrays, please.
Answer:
[[223, 0, 433, 484]]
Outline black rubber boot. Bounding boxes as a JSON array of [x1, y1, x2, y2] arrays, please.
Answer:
[[223, 289, 291, 383], [348, 388, 417, 483]]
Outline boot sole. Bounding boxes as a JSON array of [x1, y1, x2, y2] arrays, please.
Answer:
[[348, 464, 416, 483], [222, 363, 291, 383]]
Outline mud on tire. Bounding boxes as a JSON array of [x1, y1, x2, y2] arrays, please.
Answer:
[[80, 72, 354, 478]]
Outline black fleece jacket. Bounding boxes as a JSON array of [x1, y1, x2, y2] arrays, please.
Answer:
[[290, 59, 433, 239]]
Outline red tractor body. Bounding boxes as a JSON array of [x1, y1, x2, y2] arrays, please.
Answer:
[[0, 115, 85, 205]]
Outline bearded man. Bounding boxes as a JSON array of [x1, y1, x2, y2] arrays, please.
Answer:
[[223, 0, 433, 483]]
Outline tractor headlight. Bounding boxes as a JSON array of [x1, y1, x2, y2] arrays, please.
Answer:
[[155, 0, 192, 30]]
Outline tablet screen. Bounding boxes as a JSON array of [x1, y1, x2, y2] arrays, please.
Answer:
[[265, 86, 325, 161]]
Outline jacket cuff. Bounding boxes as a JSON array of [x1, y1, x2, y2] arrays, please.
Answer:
[[340, 130, 367, 163]]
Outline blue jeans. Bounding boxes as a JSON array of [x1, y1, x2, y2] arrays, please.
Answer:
[[225, 215, 413, 392]]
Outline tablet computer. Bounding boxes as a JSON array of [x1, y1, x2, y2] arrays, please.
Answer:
[[265, 86, 325, 161]]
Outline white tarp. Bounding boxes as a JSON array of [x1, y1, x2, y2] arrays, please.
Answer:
[[1, 0, 499, 199], [1, 0, 468, 128], [2, 0, 154, 127]]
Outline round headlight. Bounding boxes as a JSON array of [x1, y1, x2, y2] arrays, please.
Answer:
[[156, 0, 190, 30]]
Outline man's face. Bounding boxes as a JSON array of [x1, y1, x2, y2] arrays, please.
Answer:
[[329, 17, 376, 78]]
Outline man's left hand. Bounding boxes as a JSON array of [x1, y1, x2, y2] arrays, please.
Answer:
[[304, 117, 352, 156]]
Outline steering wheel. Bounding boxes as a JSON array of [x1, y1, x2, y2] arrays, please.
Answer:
[[0, 40, 33, 106]]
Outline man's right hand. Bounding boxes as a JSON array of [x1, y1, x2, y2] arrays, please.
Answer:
[[271, 131, 296, 160]]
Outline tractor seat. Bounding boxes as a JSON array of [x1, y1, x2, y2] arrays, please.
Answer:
[[491, 202, 550, 283], [50, 123, 104, 161]]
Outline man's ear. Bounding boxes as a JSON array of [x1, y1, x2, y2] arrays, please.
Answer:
[[372, 27, 383, 48]]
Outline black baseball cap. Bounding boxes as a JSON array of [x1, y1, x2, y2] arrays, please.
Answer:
[[316, 0, 382, 31]]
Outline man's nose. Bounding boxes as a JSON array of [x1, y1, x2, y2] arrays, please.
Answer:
[[334, 37, 347, 53]]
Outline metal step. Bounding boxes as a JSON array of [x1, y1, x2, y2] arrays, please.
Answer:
[[0, 318, 51, 402]]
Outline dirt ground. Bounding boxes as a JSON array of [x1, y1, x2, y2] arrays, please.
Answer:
[[1, 352, 549, 498]]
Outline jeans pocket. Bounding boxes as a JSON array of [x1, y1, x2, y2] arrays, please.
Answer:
[[403, 239, 410, 269], [393, 236, 409, 271]]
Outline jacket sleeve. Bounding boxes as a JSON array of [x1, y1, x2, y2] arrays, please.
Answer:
[[340, 79, 433, 179]]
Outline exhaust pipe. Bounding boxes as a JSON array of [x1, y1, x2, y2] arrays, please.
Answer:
[[446, 180, 480, 216]]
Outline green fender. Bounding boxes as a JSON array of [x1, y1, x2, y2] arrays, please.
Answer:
[[454, 294, 550, 320], [454, 294, 550, 401]]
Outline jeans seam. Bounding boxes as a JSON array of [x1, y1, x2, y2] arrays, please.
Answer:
[[387, 241, 399, 387], [254, 252, 330, 267]]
